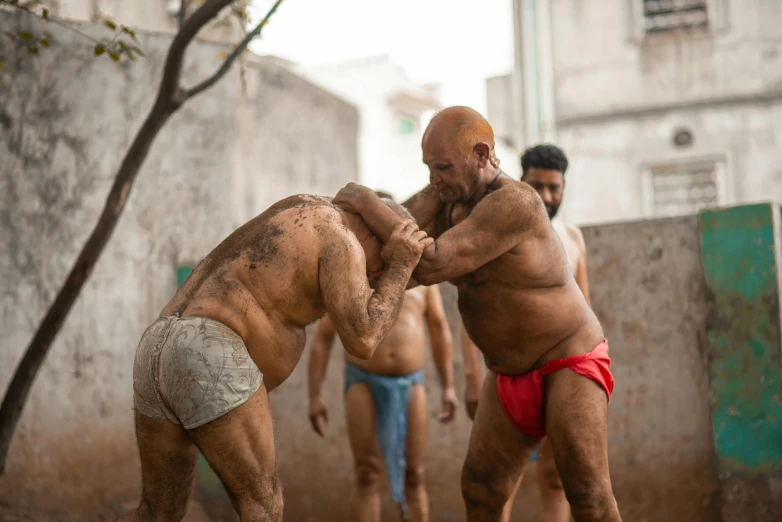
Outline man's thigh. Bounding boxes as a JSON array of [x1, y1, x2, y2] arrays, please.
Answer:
[[463, 372, 541, 498], [345, 383, 383, 476], [405, 384, 428, 473], [543, 368, 612, 497], [188, 386, 280, 516]]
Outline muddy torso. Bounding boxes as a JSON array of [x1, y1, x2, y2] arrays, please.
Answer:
[[161, 195, 342, 391], [435, 193, 602, 375]]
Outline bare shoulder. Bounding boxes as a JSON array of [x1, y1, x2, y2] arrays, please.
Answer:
[[563, 223, 586, 249], [476, 179, 548, 229]]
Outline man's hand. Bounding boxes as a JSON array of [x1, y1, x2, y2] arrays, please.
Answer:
[[333, 182, 371, 214], [464, 383, 480, 421], [382, 221, 433, 268], [309, 396, 329, 437], [437, 387, 459, 424]]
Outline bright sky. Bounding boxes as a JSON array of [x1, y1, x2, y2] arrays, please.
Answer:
[[249, 0, 515, 116]]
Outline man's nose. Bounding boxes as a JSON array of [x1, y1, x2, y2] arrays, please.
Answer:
[[540, 188, 553, 203], [429, 170, 441, 186]]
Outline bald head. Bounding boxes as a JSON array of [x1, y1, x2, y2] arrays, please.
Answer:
[[421, 106, 502, 204], [423, 106, 498, 166]]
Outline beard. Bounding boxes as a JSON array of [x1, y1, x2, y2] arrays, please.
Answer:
[[546, 203, 560, 220]]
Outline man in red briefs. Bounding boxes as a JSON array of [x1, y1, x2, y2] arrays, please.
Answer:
[[333, 106, 620, 522]]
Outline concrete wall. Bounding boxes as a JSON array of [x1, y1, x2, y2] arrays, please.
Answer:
[[551, 0, 782, 121], [0, 11, 357, 517]]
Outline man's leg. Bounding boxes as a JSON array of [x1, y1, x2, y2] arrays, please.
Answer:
[[543, 369, 620, 522], [462, 372, 541, 522], [499, 474, 522, 522], [188, 386, 282, 522], [537, 438, 571, 522], [404, 384, 429, 522], [346, 382, 383, 522], [117, 412, 197, 522]]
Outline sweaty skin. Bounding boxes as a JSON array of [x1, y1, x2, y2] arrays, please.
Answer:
[[334, 107, 621, 522], [308, 285, 457, 522], [118, 194, 432, 522]]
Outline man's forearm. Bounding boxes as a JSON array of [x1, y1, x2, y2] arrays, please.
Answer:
[[355, 192, 406, 242], [363, 263, 413, 347], [431, 326, 455, 389], [308, 343, 330, 400]]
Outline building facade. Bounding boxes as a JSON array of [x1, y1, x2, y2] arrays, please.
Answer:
[[298, 55, 442, 202], [490, 0, 782, 225]]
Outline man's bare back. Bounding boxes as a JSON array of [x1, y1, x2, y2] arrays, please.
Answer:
[[119, 194, 432, 522]]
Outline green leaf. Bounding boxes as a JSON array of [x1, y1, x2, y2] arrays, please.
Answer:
[[42, 8, 49, 19], [131, 45, 145, 57], [17, 31, 34, 41], [107, 51, 120, 62], [103, 19, 117, 31], [94, 44, 105, 56], [39, 38, 49, 47]]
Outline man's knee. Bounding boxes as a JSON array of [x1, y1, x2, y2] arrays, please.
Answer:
[[461, 461, 507, 510], [404, 466, 425, 490], [564, 480, 615, 519], [355, 459, 382, 491], [238, 474, 283, 522]]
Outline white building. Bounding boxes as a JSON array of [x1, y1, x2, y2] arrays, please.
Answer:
[[489, 0, 782, 225], [298, 55, 442, 202]]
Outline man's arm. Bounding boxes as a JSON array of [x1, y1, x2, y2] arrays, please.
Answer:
[[461, 325, 484, 420], [334, 183, 441, 242], [308, 315, 336, 436], [338, 183, 543, 286], [424, 285, 458, 423], [570, 225, 592, 305], [319, 221, 428, 360]]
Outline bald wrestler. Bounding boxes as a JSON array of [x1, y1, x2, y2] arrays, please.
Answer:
[[333, 106, 621, 522], [308, 278, 456, 522], [118, 194, 432, 522], [462, 144, 592, 522]]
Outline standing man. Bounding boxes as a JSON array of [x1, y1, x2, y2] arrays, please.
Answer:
[[462, 144, 590, 522], [333, 106, 620, 522], [308, 280, 457, 522]]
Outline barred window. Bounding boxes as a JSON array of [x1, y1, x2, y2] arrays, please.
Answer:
[[643, 0, 708, 33], [651, 161, 718, 217]]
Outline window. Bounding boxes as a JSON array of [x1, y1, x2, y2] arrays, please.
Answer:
[[398, 116, 416, 136], [650, 161, 718, 217], [643, 0, 708, 33]]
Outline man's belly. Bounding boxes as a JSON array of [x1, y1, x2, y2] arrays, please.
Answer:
[[459, 282, 603, 375], [345, 323, 427, 376]]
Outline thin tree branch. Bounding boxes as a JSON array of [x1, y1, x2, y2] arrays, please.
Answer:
[[178, 0, 188, 29], [182, 0, 285, 102], [6, 3, 103, 45], [159, 0, 233, 104]]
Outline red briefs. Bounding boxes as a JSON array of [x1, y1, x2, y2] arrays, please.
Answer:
[[497, 340, 614, 438]]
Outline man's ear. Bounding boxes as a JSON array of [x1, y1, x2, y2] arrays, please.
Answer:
[[473, 142, 491, 168]]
